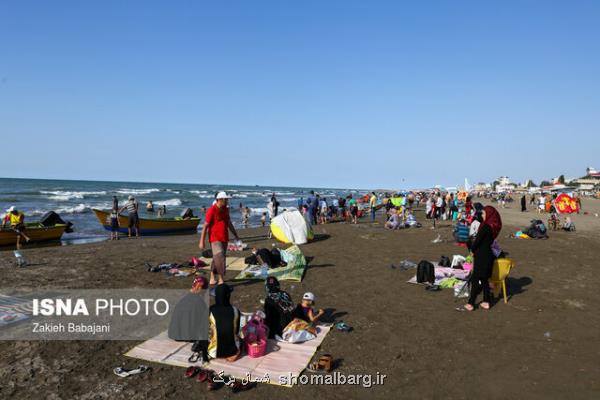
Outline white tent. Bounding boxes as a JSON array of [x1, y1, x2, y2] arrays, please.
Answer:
[[270, 210, 314, 245]]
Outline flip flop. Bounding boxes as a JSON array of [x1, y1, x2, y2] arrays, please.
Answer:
[[113, 365, 150, 378], [184, 366, 199, 378], [306, 361, 327, 374]]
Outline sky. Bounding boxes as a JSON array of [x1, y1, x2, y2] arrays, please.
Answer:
[[1, 1, 599, 189]]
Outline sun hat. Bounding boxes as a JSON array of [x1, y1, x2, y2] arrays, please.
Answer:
[[6, 206, 15, 213], [302, 292, 315, 302], [216, 191, 231, 200]]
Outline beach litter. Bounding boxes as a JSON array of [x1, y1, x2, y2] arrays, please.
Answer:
[[14, 251, 27, 267], [431, 234, 442, 244]]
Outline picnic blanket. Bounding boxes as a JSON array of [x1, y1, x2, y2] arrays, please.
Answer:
[[198, 256, 247, 272], [407, 265, 470, 286], [234, 245, 307, 282], [0, 294, 33, 327], [125, 325, 331, 387]]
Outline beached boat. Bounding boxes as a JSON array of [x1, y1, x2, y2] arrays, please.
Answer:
[[0, 223, 67, 246], [92, 209, 200, 235]]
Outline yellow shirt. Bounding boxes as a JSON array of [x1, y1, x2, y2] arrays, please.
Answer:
[[5, 212, 24, 226], [370, 195, 377, 208]]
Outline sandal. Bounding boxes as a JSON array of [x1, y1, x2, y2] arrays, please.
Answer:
[[184, 366, 199, 378], [229, 380, 255, 393], [113, 365, 150, 378], [196, 370, 209, 383], [480, 302, 490, 310], [307, 361, 327, 374], [188, 352, 201, 363], [335, 322, 353, 332], [207, 374, 221, 391]]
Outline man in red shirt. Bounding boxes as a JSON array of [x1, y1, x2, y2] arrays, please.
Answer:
[[199, 191, 239, 287]]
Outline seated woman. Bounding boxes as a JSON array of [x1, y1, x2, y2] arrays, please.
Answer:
[[208, 284, 241, 362], [405, 210, 419, 227], [263, 277, 296, 338], [146, 200, 154, 213], [562, 217, 576, 232], [385, 209, 401, 229], [168, 276, 209, 363]]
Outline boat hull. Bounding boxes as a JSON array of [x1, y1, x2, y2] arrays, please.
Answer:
[[0, 224, 67, 247], [93, 209, 199, 235]]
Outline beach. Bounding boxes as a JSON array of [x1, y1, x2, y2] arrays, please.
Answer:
[[1, 198, 600, 399]]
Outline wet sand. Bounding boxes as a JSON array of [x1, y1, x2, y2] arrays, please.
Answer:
[[1, 199, 600, 399]]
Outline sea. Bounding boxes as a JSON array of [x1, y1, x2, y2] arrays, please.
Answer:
[[0, 178, 360, 243]]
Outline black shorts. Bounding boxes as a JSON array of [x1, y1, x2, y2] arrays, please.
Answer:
[[351, 207, 358, 216], [13, 223, 25, 234], [128, 213, 139, 228]]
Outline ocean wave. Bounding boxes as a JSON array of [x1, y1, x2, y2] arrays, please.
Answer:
[[41, 190, 107, 201], [154, 198, 183, 207], [198, 194, 215, 199], [189, 190, 208, 194], [250, 207, 269, 215], [29, 203, 91, 216], [117, 188, 160, 195]]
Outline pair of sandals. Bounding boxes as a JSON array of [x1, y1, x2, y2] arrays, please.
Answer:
[[459, 302, 490, 312], [184, 366, 210, 382], [335, 322, 352, 333]]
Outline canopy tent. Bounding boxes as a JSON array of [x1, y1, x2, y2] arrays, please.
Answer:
[[270, 210, 314, 245]]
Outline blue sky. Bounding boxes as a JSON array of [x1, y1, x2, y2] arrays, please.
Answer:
[[1, 1, 599, 189]]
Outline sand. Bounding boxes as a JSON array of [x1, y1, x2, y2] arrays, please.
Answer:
[[1, 198, 600, 399]]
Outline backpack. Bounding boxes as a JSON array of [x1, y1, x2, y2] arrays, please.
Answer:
[[417, 260, 435, 284]]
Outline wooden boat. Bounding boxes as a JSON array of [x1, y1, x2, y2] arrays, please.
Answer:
[[0, 223, 67, 247], [93, 209, 200, 235]]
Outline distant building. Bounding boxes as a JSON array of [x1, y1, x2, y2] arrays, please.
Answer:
[[586, 167, 600, 178], [495, 176, 516, 193]]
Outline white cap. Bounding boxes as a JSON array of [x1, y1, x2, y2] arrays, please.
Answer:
[[302, 292, 315, 302], [216, 191, 231, 200], [128, 195, 134, 200], [6, 206, 15, 213]]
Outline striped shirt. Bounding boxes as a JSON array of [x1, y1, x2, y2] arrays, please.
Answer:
[[126, 200, 138, 214]]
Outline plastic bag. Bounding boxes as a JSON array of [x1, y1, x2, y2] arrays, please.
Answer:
[[451, 255, 466, 269], [280, 318, 317, 343]]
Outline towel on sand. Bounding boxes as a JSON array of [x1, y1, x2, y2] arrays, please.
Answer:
[[234, 245, 307, 282], [125, 325, 331, 387]]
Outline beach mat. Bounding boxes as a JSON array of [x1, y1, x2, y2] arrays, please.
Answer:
[[0, 294, 33, 327], [199, 256, 247, 271], [125, 325, 331, 387], [233, 245, 307, 282], [407, 266, 470, 286]]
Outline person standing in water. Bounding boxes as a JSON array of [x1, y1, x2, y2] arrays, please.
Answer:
[[199, 192, 239, 289]]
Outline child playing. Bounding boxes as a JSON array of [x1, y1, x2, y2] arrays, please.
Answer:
[[294, 292, 324, 323], [107, 208, 120, 240], [260, 212, 267, 227]]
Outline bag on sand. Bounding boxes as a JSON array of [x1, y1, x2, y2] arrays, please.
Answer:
[[417, 261, 435, 284]]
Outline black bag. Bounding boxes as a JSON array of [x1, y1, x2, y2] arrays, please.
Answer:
[[439, 255, 451, 268], [417, 260, 435, 284]]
